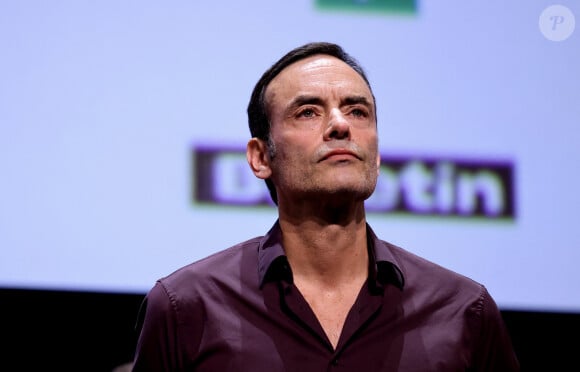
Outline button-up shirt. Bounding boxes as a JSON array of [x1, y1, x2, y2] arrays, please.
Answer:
[[132, 221, 519, 371]]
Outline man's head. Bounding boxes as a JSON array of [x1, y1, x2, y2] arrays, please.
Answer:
[[246, 42, 379, 206]]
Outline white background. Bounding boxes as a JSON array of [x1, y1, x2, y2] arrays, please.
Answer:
[[0, 1, 579, 312]]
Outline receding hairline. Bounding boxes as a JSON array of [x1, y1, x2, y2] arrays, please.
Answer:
[[262, 53, 376, 119]]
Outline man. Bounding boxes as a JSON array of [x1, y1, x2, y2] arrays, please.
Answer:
[[132, 42, 520, 371]]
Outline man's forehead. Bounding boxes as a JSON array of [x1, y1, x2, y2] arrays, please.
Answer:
[[265, 54, 372, 102], [271, 54, 360, 83], [294, 54, 342, 70]]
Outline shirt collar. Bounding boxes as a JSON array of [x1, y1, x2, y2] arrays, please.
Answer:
[[366, 224, 405, 290], [257, 220, 292, 287], [258, 220, 405, 290]]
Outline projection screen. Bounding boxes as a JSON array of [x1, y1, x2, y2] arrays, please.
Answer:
[[0, 1, 579, 313]]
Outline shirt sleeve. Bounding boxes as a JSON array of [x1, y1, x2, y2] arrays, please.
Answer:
[[131, 281, 184, 372], [471, 286, 520, 371]]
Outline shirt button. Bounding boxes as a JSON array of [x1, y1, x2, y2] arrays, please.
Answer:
[[331, 358, 339, 366]]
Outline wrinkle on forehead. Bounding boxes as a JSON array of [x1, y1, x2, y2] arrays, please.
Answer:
[[265, 55, 373, 114], [271, 55, 366, 88]]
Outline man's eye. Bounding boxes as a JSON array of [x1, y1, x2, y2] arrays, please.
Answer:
[[299, 108, 315, 118], [351, 109, 367, 117]]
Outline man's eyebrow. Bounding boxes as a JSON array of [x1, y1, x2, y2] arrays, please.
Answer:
[[288, 95, 324, 109], [288, 95, 373, 109], [342, 95, 373, 108]]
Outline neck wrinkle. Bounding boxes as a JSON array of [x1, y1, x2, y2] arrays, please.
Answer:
[[279, 214, 369, 288]]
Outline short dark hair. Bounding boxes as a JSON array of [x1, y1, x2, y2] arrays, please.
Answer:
[[247, 42, 375, 205]]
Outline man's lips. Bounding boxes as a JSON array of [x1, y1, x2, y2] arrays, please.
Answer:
[[319, 149, 361, 161]]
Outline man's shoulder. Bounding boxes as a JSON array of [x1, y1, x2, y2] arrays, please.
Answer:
[[377, 238, 483, 294], [157, 236, 263, 297]]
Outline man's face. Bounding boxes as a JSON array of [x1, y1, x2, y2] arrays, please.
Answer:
[[263, 54, 380, 205]]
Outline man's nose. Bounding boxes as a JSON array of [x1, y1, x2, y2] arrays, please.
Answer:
[[324, 109, 351, 140]]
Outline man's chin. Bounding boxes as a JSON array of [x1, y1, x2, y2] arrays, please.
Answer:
[[310, 185, 375, 202]]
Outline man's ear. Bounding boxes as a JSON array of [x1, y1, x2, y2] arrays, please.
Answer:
[[376, 152, 381, 177], [246, 138, 272, 180]]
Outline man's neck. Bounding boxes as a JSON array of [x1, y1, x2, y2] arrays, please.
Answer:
[[277, 201, 369, 288], [278, 203, 370, 349]]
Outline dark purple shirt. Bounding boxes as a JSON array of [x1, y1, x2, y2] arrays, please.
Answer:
[[132, 221, 519, 371]]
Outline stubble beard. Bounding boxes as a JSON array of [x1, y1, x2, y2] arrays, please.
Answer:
[[267, 138, 378, 204]]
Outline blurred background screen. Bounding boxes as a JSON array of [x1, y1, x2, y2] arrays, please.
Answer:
[[1, 0, 578, 313]]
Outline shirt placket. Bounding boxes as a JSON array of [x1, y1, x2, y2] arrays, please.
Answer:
[[281, 280, 385, 371]]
